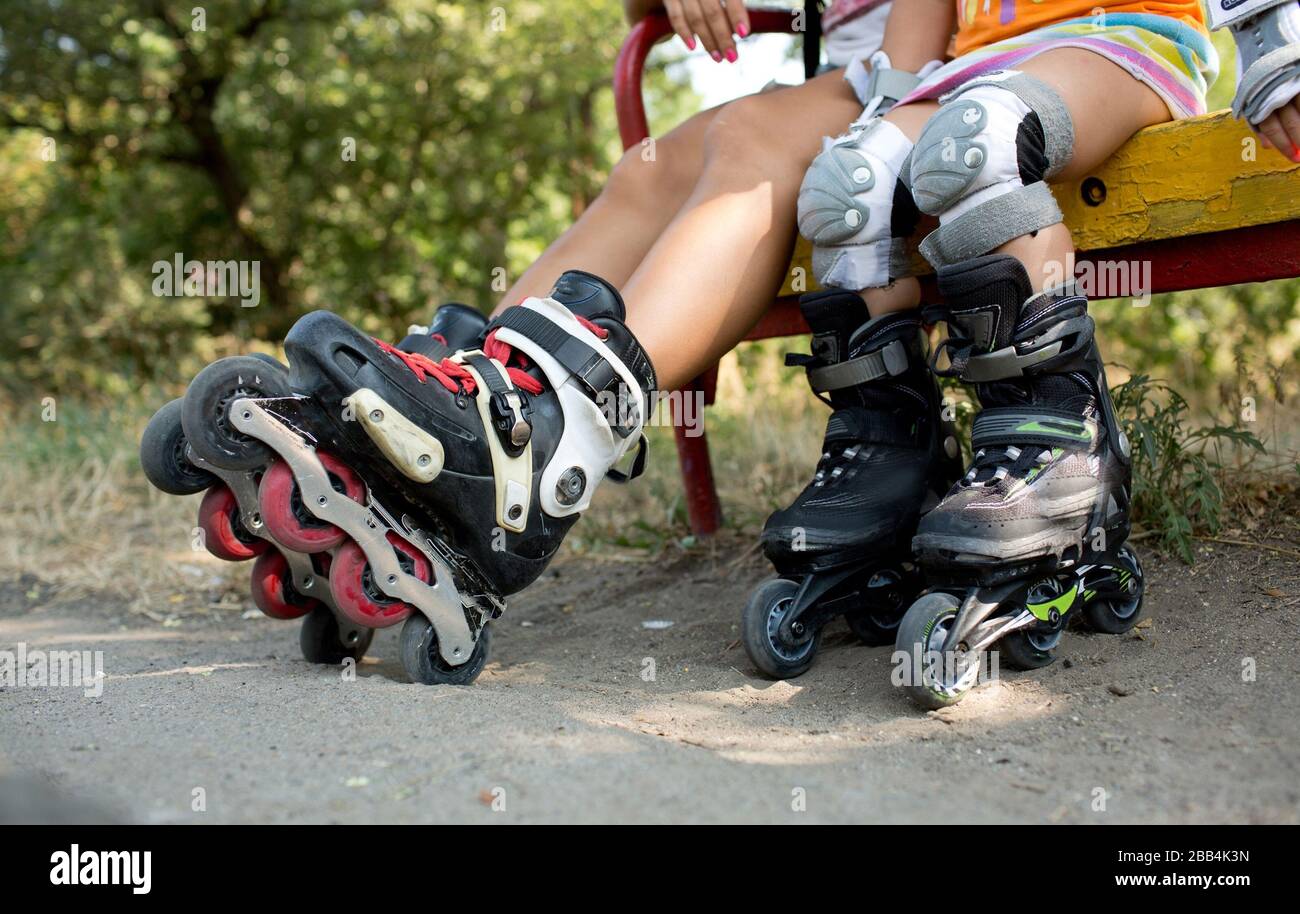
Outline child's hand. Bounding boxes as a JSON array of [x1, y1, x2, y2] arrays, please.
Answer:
[[1255, 98, 1300, 163], [664, 0, 750, 63]]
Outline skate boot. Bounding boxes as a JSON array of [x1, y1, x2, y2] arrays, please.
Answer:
[[397, 302, 488, 360], [139, 302, 496, 670], [741, 288, 961, 679], [894, 254, 1145, 709], [146, 270, 655, 685]]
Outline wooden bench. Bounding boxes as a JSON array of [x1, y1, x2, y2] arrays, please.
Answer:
[[614, 9, 1300, 535]]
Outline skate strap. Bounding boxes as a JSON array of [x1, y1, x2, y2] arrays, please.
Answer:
[[604, 434, 648, 484], [825, 407, 918, 448], [806, 339, 909, 393], [972, 407, 1097, 450], [490, 307, 639, 437]]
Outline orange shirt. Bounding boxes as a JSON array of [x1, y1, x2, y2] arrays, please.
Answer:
[[955, 1, 1208, 55]]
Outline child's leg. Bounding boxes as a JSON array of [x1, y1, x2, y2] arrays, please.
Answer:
[[908, 48, 1169, 594], [617, 68, 863, 391], [992, 48, 1171, 289]]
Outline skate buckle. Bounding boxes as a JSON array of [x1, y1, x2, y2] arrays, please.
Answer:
[[491, 389, 532, 448]]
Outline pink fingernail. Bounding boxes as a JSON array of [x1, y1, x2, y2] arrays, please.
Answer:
[[725, 48, 737, 63], [685, 36, 695, 50], [737, 23, 750, 38], [711, 50, 722, 62]]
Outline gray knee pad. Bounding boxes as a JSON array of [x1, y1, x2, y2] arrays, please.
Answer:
[[908, 71, 1075, 267], [797, 117, 918, 290]]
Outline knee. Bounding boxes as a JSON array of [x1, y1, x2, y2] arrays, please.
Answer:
[[603, 127, 697, 206], [700, 94, 783, 177], [908, 73, 1075, 266], [797, 118, 916, 290]]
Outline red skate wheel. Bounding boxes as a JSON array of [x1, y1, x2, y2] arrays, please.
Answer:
[[250, 549, 319, 620], [329, 532, 432, 628], [258, 453, 365, 553], [198, 484, 268, 562]]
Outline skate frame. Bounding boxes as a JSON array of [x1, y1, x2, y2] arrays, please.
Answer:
[[229, 397, 478, 665]]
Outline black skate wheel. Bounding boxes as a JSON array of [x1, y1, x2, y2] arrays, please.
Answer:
[[328, 533, 430, 628], [249, 549, 318, 620], [398, 613, 491, 686], [846, 567, 912, 646], [139, 398, 217, 495], [895, 591, 978, 709], [1081, 545, 1144, 634], [997, 627, 1061, 671], [197, 484, 269, 562], [300, 605, 374, 665], [181, 355, 291, 471], [259, 453, 366, 553], [741, 578, 821, 680]]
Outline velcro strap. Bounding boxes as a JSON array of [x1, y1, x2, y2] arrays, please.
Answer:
[[490, 307, 637, 436], [492, 308, 617, 395], [919, 182, 1064, 267], [1236, 43, 1300, 120], [864, 67, 921, 104], [824, 406, 918, 448], [972, 407, 1097, 450], [807, 339, 908, 393]]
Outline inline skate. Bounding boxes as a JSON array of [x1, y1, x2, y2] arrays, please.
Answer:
[[894, 254, 1145, 709], [140, 273, 652, 684], [741, 288, 961, 679]]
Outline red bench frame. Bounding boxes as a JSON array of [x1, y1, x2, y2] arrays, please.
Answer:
[[613, 9, 1300, 535]]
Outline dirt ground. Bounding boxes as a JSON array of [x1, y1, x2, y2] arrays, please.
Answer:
[[3, 526, 1298, 825]]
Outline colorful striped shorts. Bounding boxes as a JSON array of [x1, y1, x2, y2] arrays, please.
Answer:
[[897, 14, 1220, 120]]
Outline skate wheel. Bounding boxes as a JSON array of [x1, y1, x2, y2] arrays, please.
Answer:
[[741, 578, 821, 680], [894, 592, 978, 709], [197, 485, 268, 562], [181, 355, 291, 471], [846, 567, 912, 646], [299, 605, 373, 665], [398, 614, 491, 685], [258, 453, 365, 553], [328, 532, 431, 628], [249, 549, 318, 620], [139, 398, 217, 495], [998, 627, 1062, 670], [1081, 544, 1144, 634]]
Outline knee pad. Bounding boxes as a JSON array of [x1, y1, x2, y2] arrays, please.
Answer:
[[797, 118, 919, 290], [909, 71, 1075, 267]]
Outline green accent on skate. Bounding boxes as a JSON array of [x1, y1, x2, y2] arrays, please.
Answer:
[[1083, 588, 1096, 601], [1027, 584, 1079, 621], [1015, 420, 1093, 441]]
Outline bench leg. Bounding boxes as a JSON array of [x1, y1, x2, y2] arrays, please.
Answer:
[[673, 367, 722, 536]]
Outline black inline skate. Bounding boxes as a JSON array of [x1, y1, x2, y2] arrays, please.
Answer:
[[741, 288, 961, 679], [894, 254, 1145, 709], [140, 275, 651, 685]]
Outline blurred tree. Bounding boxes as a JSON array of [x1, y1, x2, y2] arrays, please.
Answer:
[[0, 0, 699, 396]]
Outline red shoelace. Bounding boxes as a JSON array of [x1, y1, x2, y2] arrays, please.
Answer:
[[373, 315, 609, 398]]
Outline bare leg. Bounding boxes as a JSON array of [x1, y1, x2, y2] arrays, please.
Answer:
[[619, 68, 862, 391], [498, 105, 722, 309]]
